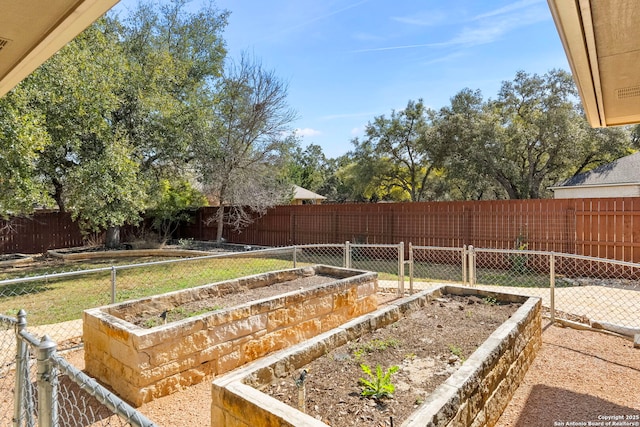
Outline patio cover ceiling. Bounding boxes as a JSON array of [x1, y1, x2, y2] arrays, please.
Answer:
[[548, 0, 640, 127], [0, 0, 119, 97]]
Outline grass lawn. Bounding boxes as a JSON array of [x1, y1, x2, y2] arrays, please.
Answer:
[[0, 255, 293, 326]]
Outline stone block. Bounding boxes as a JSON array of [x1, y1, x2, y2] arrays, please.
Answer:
[[218, 349, 243, 374], [210, 314, 267, 342]]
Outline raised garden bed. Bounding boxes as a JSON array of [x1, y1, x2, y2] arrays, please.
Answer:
[[0, 253, 34, 267], [211, 285, 542, 427], [48, 246, 214, 260], [83, 265, 378, 406]]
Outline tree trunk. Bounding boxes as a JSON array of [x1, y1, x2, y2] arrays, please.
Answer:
[[215, 206, 225, 244], [52, 179, 65, 213], [105, 226, 121, 249]]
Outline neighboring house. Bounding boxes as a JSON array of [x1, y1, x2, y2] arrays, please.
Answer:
[[550, 152, 640, 199], [290, 185, 327, 205]]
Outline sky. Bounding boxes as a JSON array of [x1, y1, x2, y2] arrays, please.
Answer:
[[114, 0, 571, 158]]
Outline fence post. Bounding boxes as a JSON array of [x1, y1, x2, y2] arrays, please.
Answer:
[[550, 252, 556, 322], [398, 242, 405, 296], [111, 266, 117, 304], [13, 309, 30, 427], [468, 246, 476, 287], [462, 245, 468, 286], [344, 241, 351, 269], [293, 246, 298, 268], [37, 336, 58, 427], [408, 243, 414, 294]]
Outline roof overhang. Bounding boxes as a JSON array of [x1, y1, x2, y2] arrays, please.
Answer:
[[549, 182, 640, 191], [547, 0, 640, 127], [0, 0, 119, 97]]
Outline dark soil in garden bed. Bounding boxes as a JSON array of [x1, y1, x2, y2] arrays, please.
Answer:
[[263, 294, 520, 427], [126, 274, 339, 328]]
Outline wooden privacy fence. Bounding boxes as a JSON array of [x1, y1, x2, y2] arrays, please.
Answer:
[[178, 198, 640, 263], [3, 198, 640, 264], [0, 211, 84, 255]]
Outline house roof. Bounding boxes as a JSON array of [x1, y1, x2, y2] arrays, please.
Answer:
[[292, 185, 326, 200], [552, 152, 640, 189], [547, 0, 640, 127], [0, 0, 119, 97]]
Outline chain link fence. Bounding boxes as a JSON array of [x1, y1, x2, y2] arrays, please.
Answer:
[[471, 247, 640, 331], [3, 311, 157, 427], [1, 242, 638, 425]]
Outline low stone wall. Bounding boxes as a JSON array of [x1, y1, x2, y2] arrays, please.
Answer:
[[83, 265, 378, 406], [211, 285, 541, 427]]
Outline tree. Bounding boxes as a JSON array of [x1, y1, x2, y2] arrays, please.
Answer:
[[146, 178, 208, 242], [436, 70, 634, 199], [350, 100, 446, 202], [114, 0, 228, 180], [113, 0, 229, 243], [64, 133, 148, 247], [2, 2, 229, 246], [194, 55, 298, 242], [433, 88, 507, 200], [19, 18, 127, 214], [282, 144, 330, 192], [0, 92, 51, 217]]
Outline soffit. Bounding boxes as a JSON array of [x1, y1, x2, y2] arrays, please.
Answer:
[[0, 0, 119, 97], [547, 0, 640, 127]]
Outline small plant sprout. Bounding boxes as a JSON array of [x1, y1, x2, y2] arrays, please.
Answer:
[[448, 344, 465, 361], [482, 296, 497, 306], [359, 364, 399, 400], [351, 338, 400, 361]]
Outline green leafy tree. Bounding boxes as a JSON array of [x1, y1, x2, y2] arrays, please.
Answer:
[[2, 3, 228, 246], [21, 18, 127, 214], [350, 100, 447, 202], [146, 179, 208, 242], [114, 0, 228, 180], [436, 70, 634, 199], [0, 92, 51, 217], [282, 143, 330, 192], [65, 134, 148, 247]]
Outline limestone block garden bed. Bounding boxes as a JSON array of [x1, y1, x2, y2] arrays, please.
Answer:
[[83, 265, 378, 406], [211, 285, 541, 427]]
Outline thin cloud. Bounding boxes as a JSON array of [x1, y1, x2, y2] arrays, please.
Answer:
[[392, 11, 447, 27], [352, 0, 549, 53], [280, 0, 372, 34], [472, 0, 543, 21], [295, 128, 322, 137]]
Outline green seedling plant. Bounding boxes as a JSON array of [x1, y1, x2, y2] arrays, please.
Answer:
[[483, 296, 498, 306], [359, 364, 399, 400], [448, 344, 466, 362], [352, 338, 400, 361]]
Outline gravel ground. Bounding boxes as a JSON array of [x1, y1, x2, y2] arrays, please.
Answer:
[[495, 321, 640, 427]]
